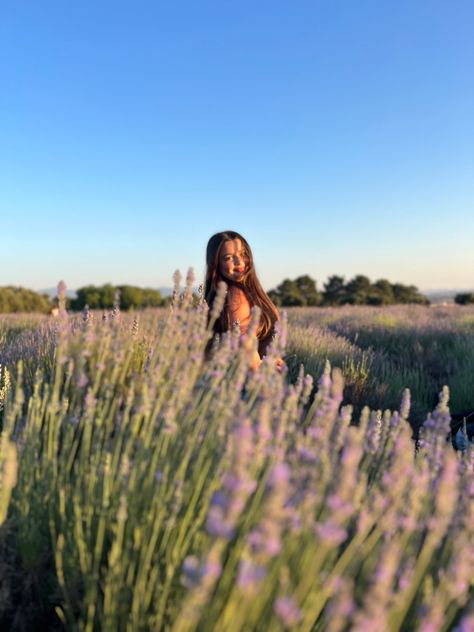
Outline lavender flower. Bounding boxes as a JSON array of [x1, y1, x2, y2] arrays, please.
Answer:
[[199, 409, 257, 594], [454, 613, 474, 632], [244, 461, 292, 562], [400, 388, 411, 420], [77, 372, 88, 388], [324, 577, 355, 632], [274, 596, 302, 628], [57, 279, 67, 313], [182, 555, 200, 588], [210, 281, 227, 321], [181, 554, 222, 589], [237, 559, 267, 591], [315, 520, 347, 545]]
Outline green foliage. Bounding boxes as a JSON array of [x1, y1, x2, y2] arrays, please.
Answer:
[[271, 275, 429, 307], [322, 275, 347, 306], [71, 285, 104, 310], [70, 284, 163, 311], [0, 287, 52, 314], [455, 292, 474, 305], [391, 283, 429, 305], [137, 287, 163, 308], [369, 279, 395, 305], [294, 275, 322, 306], [116, 285, 142, 310], [344, 275, 372, 305], [269, 275, 321, 307], [268, 279, 304, 306]]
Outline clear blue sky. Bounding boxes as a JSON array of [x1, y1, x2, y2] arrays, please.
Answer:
[[1, 0, 473, 292]]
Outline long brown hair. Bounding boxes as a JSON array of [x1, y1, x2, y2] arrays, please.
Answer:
[[204, 230, 279, 340]]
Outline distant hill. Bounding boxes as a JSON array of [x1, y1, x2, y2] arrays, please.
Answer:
[[157, 287, 173, 297], [424, 289, 474, 304]]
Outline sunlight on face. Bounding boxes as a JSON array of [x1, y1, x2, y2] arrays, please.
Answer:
[[219, 238, 250, 282]]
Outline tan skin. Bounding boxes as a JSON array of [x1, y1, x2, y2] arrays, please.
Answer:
[[219, 238, 285, 371]]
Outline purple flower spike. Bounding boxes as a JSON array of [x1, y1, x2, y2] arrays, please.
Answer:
[[202, 559, 223, 581], [274, 596, 302, 627], [237, 559, 267, 591], [264, 536, 282, 556], [315, 520, 348, 545], [206, 506, 235, 538], [182, 555, 200, 587], [77, 373, 88, 388], [298, 446, 317, 463], [268, 462, 291, 487], [248, 529, 264, 550], [210, 490, 227, 509], [455, 613, 474, 632]]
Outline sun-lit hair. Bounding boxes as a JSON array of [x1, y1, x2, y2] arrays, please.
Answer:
[[204, 231, 279, 344]]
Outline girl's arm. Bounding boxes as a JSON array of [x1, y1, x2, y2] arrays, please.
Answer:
[[227, 286, 251, 333], [227, 286, 261, 370]]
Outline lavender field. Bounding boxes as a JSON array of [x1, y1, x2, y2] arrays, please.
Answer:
[[0, 281, 473, 631], [286, 304, 474, 429]]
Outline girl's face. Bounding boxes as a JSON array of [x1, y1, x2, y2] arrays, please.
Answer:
[[219, 238, 250, 282]]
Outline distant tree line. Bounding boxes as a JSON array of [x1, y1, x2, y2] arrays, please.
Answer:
[[268, 275, 430, 307], [454, 293, 474, 305], [0, 284, 166, 313], [0, 287, 51, 314], [3, 276, 460, 313], [70, 284, 164, 311]]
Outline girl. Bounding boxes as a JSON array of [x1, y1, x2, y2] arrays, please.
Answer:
[[204, 230, 283, 370]]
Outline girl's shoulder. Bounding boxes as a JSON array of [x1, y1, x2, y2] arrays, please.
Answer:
[[227, 285, 251, 311], [227, 283, 249, 303]]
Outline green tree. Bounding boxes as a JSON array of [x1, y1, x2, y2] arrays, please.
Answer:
[[0, 287, 51, 313], [454, 292, 474, 305], [118, 285, 144, 310], [141, 288, 163, 308], [294, 275, 322, 306], [322, 276, 346, 306], [269, 279, 306, 306], [71, 286, 102, 310], [368, 279, 395, 305], [100, 284, 116, 309], [71, 284, 163, 311], [267, 290, 282, 307], [344, 275, 372, 305], [392, 283, 429, 305]]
